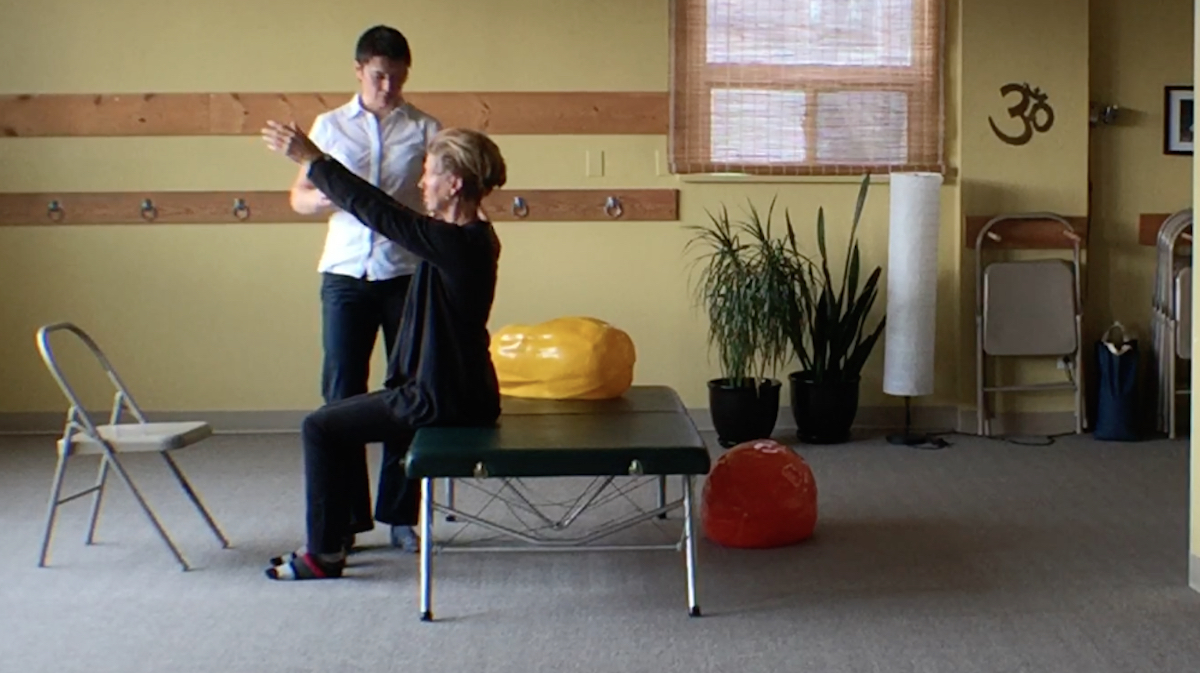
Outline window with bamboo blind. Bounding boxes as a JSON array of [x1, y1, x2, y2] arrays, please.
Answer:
[[669, 0, 945, 176]]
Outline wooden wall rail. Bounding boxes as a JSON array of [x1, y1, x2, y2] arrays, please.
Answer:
[[0, 189, 679, 225], [964, 216, 1089, 249], [1138, 213, 1191, 246], [0, 92, 669, 137]]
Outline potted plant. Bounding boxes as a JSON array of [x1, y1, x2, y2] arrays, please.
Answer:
[[785, 175, 887, 444], [685, 200, 799, 448]]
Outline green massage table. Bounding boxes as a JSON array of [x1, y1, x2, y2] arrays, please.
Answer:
[[405, 385, 711, 621]]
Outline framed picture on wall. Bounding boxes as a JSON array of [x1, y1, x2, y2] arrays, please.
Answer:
[[1164, 85, 1194, 155]]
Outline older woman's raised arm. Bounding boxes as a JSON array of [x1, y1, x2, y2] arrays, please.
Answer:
[[261, 120, 463, 266]]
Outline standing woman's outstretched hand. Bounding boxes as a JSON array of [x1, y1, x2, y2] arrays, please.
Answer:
[[261, 121, 324, 165]]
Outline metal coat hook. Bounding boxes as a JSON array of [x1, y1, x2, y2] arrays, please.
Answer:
[[140, 198, 157, 222], [233, 198, 250, 221], [604, 196, 624, 219], [47, 199, 64, 222], [1089, 102, 1120, 127], [511, 196, 529, 218]]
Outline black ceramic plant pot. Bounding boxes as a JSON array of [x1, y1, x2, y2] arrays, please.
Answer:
[[789, 371, 860, 444], [708, 377, 782, 448]]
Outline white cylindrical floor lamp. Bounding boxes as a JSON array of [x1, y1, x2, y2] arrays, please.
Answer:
[[883, 172, 946, 448]]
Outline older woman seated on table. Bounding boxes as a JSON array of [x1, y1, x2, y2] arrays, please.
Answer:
[[259, 119, 507, 580]]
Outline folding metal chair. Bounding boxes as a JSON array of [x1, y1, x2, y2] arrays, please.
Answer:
[[35, 322, 230, 570], [974, 213, 1086, 436]]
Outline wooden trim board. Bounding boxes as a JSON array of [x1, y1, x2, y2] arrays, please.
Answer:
[[1138, 213, 1193, 246], [0, 92, 669, 137], [0, 189, 679, 225], [0, 191, 313, 225], [1140, 213, 1168, 246], [964, 216, 1089, 249], [484, 189, 678, 222]]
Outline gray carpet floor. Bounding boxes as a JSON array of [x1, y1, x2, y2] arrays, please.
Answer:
[[2, 429, 1199, 673]]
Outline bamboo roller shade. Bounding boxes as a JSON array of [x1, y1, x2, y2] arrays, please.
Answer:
[[964, 216, 1089, 250], [0, 92, 669, 137], [0, 189, 679, 225]]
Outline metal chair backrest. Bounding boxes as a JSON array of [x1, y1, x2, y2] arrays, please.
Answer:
[[35, 322, 148, 439]]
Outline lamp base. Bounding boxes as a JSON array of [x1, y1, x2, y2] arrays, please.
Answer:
[[888, 396, 948, 450], [886, 431, 948, 449]]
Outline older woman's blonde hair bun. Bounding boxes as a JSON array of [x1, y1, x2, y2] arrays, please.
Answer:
[[428, 128, 508, 202]]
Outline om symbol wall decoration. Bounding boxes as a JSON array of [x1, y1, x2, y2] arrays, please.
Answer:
[[988, 82, 1055, 146]]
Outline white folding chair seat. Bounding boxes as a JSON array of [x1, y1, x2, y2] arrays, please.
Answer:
[[983, 260, 1078, 357], [35, 322, 230, 571], [58, 421, 213, 455]]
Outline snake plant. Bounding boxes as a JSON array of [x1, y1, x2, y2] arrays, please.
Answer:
[[788, 174, 887, 384]]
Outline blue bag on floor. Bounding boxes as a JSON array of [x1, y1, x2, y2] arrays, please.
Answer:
[[1094, 322, 1139, 441]]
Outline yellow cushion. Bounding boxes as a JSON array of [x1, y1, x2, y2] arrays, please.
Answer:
[[490, 316, 636, 400]]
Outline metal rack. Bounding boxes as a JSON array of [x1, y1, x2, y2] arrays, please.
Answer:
[[1151, 209, 1192, 438]]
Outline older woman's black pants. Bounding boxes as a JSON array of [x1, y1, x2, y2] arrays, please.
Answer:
[[300, 390, 420, 555]]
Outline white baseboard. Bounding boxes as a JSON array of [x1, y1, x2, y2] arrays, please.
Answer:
[[687, 404, 1078, 439], [1191, 553, 1200, 593], [685, 404, 959, 434], [0, 404, 1079, 439]]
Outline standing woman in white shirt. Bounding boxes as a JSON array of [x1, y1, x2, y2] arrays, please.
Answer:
[[289, 25, 441, 553]]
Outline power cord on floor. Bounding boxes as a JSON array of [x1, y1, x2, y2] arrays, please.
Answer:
[[883, 429, 1076, 450], [883, 397, 1080, 449], [926, 429, 1078, 447]]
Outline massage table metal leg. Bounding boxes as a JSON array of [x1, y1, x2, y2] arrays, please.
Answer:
[[443, 477, 458, 522], [682, 474, 701, 617], [657, 475, 668, 519], [419, 476, 434, 622]]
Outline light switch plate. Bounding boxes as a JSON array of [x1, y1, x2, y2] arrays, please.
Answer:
[[586, 150, 605, 177]]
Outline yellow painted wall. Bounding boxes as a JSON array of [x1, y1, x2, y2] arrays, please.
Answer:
[[957, 0, 1091, 418], [0, 0, 962, 415], [962, 0, 1090, 216], [1091, 0, 1194, 335]]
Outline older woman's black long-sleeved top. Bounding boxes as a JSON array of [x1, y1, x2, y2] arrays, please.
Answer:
[[307, 154, 502, 427]]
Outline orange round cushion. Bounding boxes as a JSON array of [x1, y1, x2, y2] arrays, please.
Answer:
[[701, 439, 818, 548]]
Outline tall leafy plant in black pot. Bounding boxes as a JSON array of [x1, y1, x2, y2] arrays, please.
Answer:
[[686, 200, 798, 448], [786, 175, 887, 444]]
